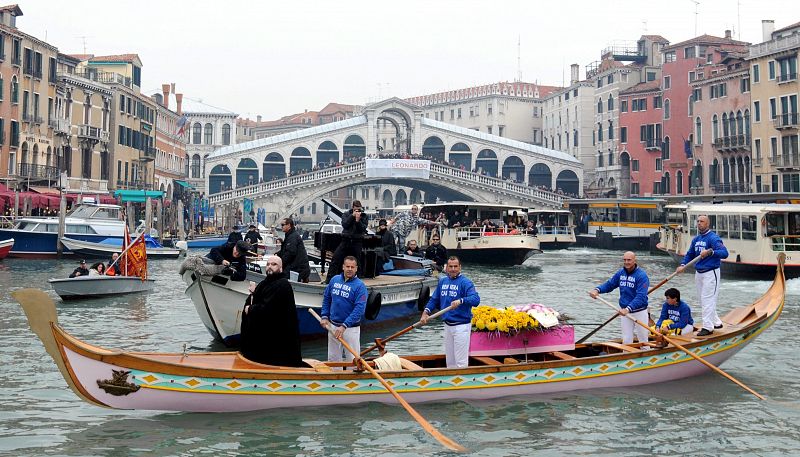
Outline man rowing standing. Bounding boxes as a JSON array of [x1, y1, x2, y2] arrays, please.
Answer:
[[321, 256, 368, 367], [675, 214, 729, 336], [589, 251, 650, 344]]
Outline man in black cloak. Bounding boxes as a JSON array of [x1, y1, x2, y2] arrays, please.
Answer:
[[239, 255, 303, 367]]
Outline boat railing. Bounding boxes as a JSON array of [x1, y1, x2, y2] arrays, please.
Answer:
[[456, 226, 528, 241], [538, 225, 573, 235], [770, 235, 800, 252]]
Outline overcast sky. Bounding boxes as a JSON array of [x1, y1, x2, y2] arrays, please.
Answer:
[[21, 0, 797, 120]]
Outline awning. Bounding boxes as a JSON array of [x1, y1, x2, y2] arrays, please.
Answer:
[[28, 185, 62, 196], [175, 180, 195, 189], [114, 190, 165, 202]]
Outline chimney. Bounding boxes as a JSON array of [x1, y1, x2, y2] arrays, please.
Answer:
[[171, 82, 176, 94], [161, 84, 170, 109], [724, 29, 732, 39], [762, 20, 775, 42], [570, 64, 580, 84], [175, 93, 183, 115], [257, 115, 262, 122]]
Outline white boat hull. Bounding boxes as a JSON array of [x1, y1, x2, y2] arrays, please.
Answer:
[[49, 276, 155, 300]]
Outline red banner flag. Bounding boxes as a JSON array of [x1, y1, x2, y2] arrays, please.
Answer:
[[123, 233, 148, 281]]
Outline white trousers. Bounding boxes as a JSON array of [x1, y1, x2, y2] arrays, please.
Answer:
[[620, 309, 651, 344], [444, 323, 472, 368], [327, 326, 361, 367], [678, 324, 694, 337], [695, 269, 723, 330]]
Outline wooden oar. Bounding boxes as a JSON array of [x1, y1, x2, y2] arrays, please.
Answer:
[[648, 254, 702, 294], [578, 254, 704, 344], [360, 303, 458, 357], [307, 309, 467, 452], [591, 295, 765, 400]]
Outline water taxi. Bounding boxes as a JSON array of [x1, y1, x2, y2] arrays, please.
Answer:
[[409, 202, 541, 265], [658, 202, 800, 279], [566, 198, 665, 251], [527, 208, 576, 249]]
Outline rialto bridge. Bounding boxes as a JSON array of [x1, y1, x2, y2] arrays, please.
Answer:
[[205, 98, 582, 224]]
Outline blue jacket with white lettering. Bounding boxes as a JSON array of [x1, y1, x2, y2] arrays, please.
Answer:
[[595, 265, 650, 313], [681, 230, 729, 271], [425, 273, 481, 325], [656, 299, 694, 330], [321, 273, 368, 328]]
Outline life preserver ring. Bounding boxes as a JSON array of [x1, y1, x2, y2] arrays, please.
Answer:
[[365, 291, 382, 320], [416, 286, 431, 311]]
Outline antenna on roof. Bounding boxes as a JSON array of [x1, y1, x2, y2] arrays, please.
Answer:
[[517, 35, 522, 82], [76, 35, 91, 54], [690, 0, 700, 36], [737, 0, 741, 39]]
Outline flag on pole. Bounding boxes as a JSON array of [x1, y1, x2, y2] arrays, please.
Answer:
[[123, 232, 148, 281], [176, 114, 189, 136]]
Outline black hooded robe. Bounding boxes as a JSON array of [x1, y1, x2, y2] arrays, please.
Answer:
[[239, 273, 303, 367]]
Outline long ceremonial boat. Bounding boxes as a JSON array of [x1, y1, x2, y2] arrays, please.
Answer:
[[658, 203, 800, 279], [180, 262, 438, 344], [16, 255, 785, 413]]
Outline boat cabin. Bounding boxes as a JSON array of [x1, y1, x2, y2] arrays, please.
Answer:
[[567, 198, 666, 237]]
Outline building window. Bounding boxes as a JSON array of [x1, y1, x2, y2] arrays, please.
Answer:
[[597, 123, 603, 141], [607, 74, 614, 84], [450, 109, 454, 119], [597, 98, 603, 113], [768, 61, 776, 80], [684, 46, 696, 59], [655, 158, 662, 171], [620, 126, 628, 143], [498, 126, 504, 137], [222, 123, 231, 145], [457, 108, 462, 119], [647, 71, 656, 81], [487, 126, 492, 134], [653, 96, 662, 109], [754, 138, 762, 160], [769, 98, 777, 120], [631, 182, 640, 195], [204, 123, 213, 144], [665, 51, 676, 63], [664, 99, 671, 119], [632, 160, 639, 172], [740, 77, 751, 93], [753, 64, 760, 83], [607, 95, 614, 111], [192, 123, 201, 144], [754, 101, 761, 122], [620, 100, 628, 113], [777, 56, 798, 82], [664, 76, 671, 89], [608, 120, 614, 140], [695, 117, 702, 145]]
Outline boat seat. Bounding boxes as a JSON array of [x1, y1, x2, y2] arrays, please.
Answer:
[[470, 356, 502, 366], [303, 358, 333, 372], [601, 342, 639, 353], [550, 351, 576, 360]]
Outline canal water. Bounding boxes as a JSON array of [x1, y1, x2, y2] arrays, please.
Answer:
[[1, 249, 799, 456]]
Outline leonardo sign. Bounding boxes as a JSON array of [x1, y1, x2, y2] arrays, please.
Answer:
[[365, 159, 430, 179]]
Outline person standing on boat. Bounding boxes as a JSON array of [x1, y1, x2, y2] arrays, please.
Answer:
[[655, 288, 694, 337], [420, 256, 481, 368], [277, 217, 310, 283], [227, 225, 243, 243], [240, 255, 303, 367], [425, 234, 448, 271], [377, 219, 397, 271], [321, 256, 368, 366], [69, 260, 90, 278], [326, 200, 368, 281], [391, 204, 424, 253], [675, 214, 729, 336], [244, 224, 262, 247], [589, 251, 650, 344]]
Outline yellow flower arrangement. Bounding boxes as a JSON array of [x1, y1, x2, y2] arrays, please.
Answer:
[[471, 305, 541, 335]]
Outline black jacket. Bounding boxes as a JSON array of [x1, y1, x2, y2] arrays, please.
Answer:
[[378, 228, 396, 262], [69, 266, 90, 278], [278, 228, 310, 280], [244, 230, 262, 245], [240, 273, 303, 367], [341, 210, 368, 240], [227, 231, 243, 243], [206, 242, 247, 281], [425, 243, 448, 267]]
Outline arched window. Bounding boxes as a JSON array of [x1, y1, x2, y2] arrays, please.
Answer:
[[664, 99, 671, 119], [597, 97, 603, 114], [677, 170, 684, 194], [744, 109, 751, 138], [728, 111, 736, 137], [11, 75, 18, 103], [222, 124, 231, 145], [204, 123, 213, 144], [736, 111, 744, 140], [192, 123, 201, 144], [343, 134, 366, 159], [83, 94, 91, 124], [695, 117, 702, 145], [607, 95, 614, 111], [712, 114, 719, 142], [191, 154, 201, 178]]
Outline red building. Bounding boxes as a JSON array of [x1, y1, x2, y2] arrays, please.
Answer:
[[619, 81, 667, 196], [660, 32, 749, 194]]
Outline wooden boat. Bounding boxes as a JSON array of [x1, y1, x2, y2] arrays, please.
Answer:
[[0, 237, 12, 259], [658, 203, 800, 279], [17, 255, 786, 413], [180, 263, 437, 344], [48, 275, 156, 300], [60, 237, 184, 259]]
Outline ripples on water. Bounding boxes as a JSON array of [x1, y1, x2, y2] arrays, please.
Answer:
[[1, 249, 799, 456]]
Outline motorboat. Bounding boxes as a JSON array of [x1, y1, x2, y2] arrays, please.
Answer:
[[0, 238, 13, 259], [566, 198, 666, 251], [49, 275, 156, 300], [60, 236, 184, 259], [527, 208, 576, 249]]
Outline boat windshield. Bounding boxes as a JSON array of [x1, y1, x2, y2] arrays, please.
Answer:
[[67, 205, 120, 220]]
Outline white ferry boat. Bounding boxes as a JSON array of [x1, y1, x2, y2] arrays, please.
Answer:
[[658, 202, 800, 279], [527, 208, 576, 249], [566, 198, 666, 251]]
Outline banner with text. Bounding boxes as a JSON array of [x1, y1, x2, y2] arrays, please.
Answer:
[[365, 159, 431, 179]]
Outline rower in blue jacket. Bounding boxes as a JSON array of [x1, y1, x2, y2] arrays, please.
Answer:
[[589, 251, 650, 344], [655, 287, 694, 336], [420, 256, 480, 368]]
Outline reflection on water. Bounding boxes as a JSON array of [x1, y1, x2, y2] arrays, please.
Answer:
[[1, 250, 799, 455]]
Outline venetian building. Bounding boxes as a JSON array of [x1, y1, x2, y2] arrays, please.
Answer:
[[748, 20, 800, 193], [52, 53, 112, 193], [183, 98, 237, 195], [0, 4, 59, 188], [150, 83, 188, 197]]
